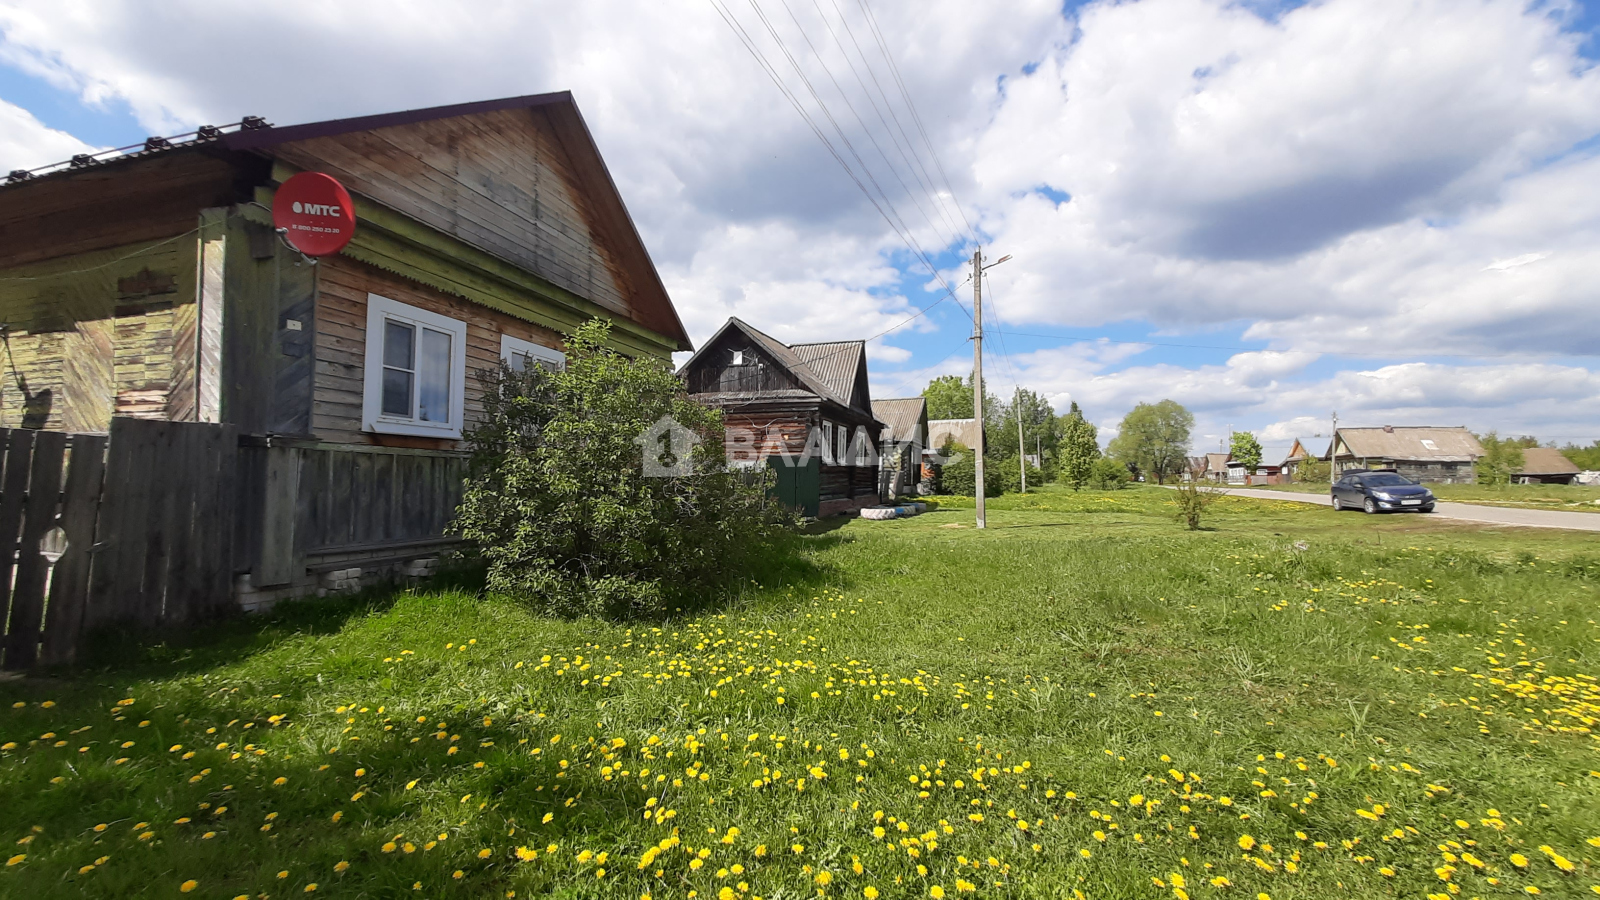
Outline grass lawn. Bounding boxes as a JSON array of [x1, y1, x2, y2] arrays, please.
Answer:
[[1252, 480, 1600, 513], [2, 485, 1597, 899]]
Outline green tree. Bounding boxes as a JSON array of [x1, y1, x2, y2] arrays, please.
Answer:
[[1088, 456, 1130, 490], [1107, 400, 1195, 484], [1295, 454, 1330, 484], [921, 372, 1003, 429], [1560, 441, 1600, 471], [1057, 402, 1100, 491], [1477, 431, 1526, 486], [921, 375, 971, 420], [453, 318, 788, 619], [992, 387, 1062, 480], [1229, 431, 1263, 472]]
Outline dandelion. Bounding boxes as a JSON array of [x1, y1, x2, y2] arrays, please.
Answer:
[[864, 889, 880, 899], [305, 884, 318, 893], [931, 887, 946, 899], [1239, 835, 1256, 851], [334, 861, 350, 873], [478, 849, 492, 859], [180, 880, 199, 893], [7, 855, 25, 867], [273, 777, 288, 786]]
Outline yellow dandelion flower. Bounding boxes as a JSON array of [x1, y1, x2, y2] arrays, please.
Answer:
[[334, 861, 350, 873], [816, 872, 833, 886], [305, 884, 318, 893], [1511, 853, 1530, 868], [478, 848, 492, 859], [273, 777, 288, 786], [1239, 835, 1256, 851], [931, 887, 946, 899], [864, 889, 880, 900], [180, 880, 199, 893], [7, 855, 26, 867]]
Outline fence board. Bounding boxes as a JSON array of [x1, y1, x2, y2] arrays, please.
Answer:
[[39, 434, 106, 666], [0, 429, 34, 640], [137, 419, 181, 623], [4, 430, 65, 669], [204, 425, 239, 613], [96, 418, 162, 625]]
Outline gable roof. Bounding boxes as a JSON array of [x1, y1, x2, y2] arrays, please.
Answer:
[[4, 92, 691, 351], [1516, 447, 1581, 476], [1205, 452, 1231, 474], [790, 341, 868, 409], [679, 317, 878, 413], [1335, 426, 1485, 462], [1282, 438, 1314, 465], [873, 398, 927, 442]]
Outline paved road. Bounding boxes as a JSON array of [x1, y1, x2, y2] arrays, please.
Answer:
[[1215, 487, 1600, 533]]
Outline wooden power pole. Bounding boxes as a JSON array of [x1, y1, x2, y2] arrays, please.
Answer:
[[972, 248, 986, 529]]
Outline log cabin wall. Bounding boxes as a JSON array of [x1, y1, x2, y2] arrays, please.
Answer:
[[313, 255, 565, 446], [272, 108, 636, 322], [0, 235, 200, 433]]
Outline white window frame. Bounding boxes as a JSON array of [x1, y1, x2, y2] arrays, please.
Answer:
[[362, 293, 467, 439], [500, 334, 565, 372]]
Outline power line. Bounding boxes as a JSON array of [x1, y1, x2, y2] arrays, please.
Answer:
[[854, 0, 978, 243]]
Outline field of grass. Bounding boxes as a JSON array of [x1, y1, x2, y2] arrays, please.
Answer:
[[1254, 480, 1600, 512], [2, 484, 1597, 899]]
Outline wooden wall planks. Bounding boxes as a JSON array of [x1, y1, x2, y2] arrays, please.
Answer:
[[274, 108, 636, 319], [313, 255, 564, 445]]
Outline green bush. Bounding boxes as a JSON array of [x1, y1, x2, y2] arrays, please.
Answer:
[[996, 457, 1044, 494], [452, 319, 789, 619], [936, 441, 1004, 497], [1088, 457, 1131, 490]]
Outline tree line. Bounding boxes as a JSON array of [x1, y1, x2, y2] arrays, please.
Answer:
[[920, 374, 1201, 491]]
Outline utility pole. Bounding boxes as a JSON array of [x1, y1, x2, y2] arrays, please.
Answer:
[[970, 250, 1011, 528], [1330, 410, 1339, 485], [972, 248, 986, 528], [1015, 386, 1027, 494]]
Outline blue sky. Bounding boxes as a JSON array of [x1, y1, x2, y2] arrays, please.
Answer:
[[3, 0, 1600, 460]]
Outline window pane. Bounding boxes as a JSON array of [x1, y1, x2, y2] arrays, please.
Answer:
[[418, 327, 452, 423], [384, 320, 414, 369], [507, 351, 528, 373], [381, 368, 413, 416]]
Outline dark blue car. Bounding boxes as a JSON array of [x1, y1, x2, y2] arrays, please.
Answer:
[[1331, 470, 1435, 514]]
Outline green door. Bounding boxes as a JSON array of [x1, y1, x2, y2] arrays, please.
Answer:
[[767, 456, 820, 518]]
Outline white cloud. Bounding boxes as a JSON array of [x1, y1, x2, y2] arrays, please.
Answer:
[[3, 0, 1599, 449], [0, 96, 96, 171]]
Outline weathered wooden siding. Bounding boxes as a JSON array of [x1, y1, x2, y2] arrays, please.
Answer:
[[274, 108, 636, 318], [219, 214, 317, 435], [313, 255, 565, 445], [686, 333, 806, 395], [0, 236, 199, 432]]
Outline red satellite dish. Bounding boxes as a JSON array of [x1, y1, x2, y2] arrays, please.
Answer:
[[272, 172, 356, 256]]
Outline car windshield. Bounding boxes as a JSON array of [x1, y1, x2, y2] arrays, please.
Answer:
[[1363, 473, 1414, 487]]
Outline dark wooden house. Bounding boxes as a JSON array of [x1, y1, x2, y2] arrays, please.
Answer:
[[680, 317, 883, 517], [0, 92, 691, 646]]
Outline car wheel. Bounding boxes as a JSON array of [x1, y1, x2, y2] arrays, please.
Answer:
[[1331, 496, 1342, 511], [1363, 497, 1378, 514], [1421, 504, 1435, 513]]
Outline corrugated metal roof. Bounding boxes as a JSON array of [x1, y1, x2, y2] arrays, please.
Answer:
[[1517, 447, 1581, 476], [873, 398, 926, 443], [1337, 427, 1484, 461], [790, 341, 866, 410], [928, 418, 982, 451]]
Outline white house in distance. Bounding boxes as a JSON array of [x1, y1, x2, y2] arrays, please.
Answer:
[[1326, 426, 1484, 483]]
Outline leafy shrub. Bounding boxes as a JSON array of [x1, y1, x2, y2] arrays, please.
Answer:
[[1170, 480, 1222, 530], [937, 441, 1004, 496], [453, 319, 789, 619], [996, 457, 1044, 494], [1088, 457, 1131, 490]]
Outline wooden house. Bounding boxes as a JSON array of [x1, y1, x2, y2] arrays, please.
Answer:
[[0, 92, 691, 630], [872, 397, 928, 498], [1512, 447, 1581, 485], [1328, 426, 1483, 483], [679, 318, 883, 517], [1280, 437, 1316, 481]]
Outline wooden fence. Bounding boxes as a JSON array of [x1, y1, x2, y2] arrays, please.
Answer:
[[0, 420, 468, 671]]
